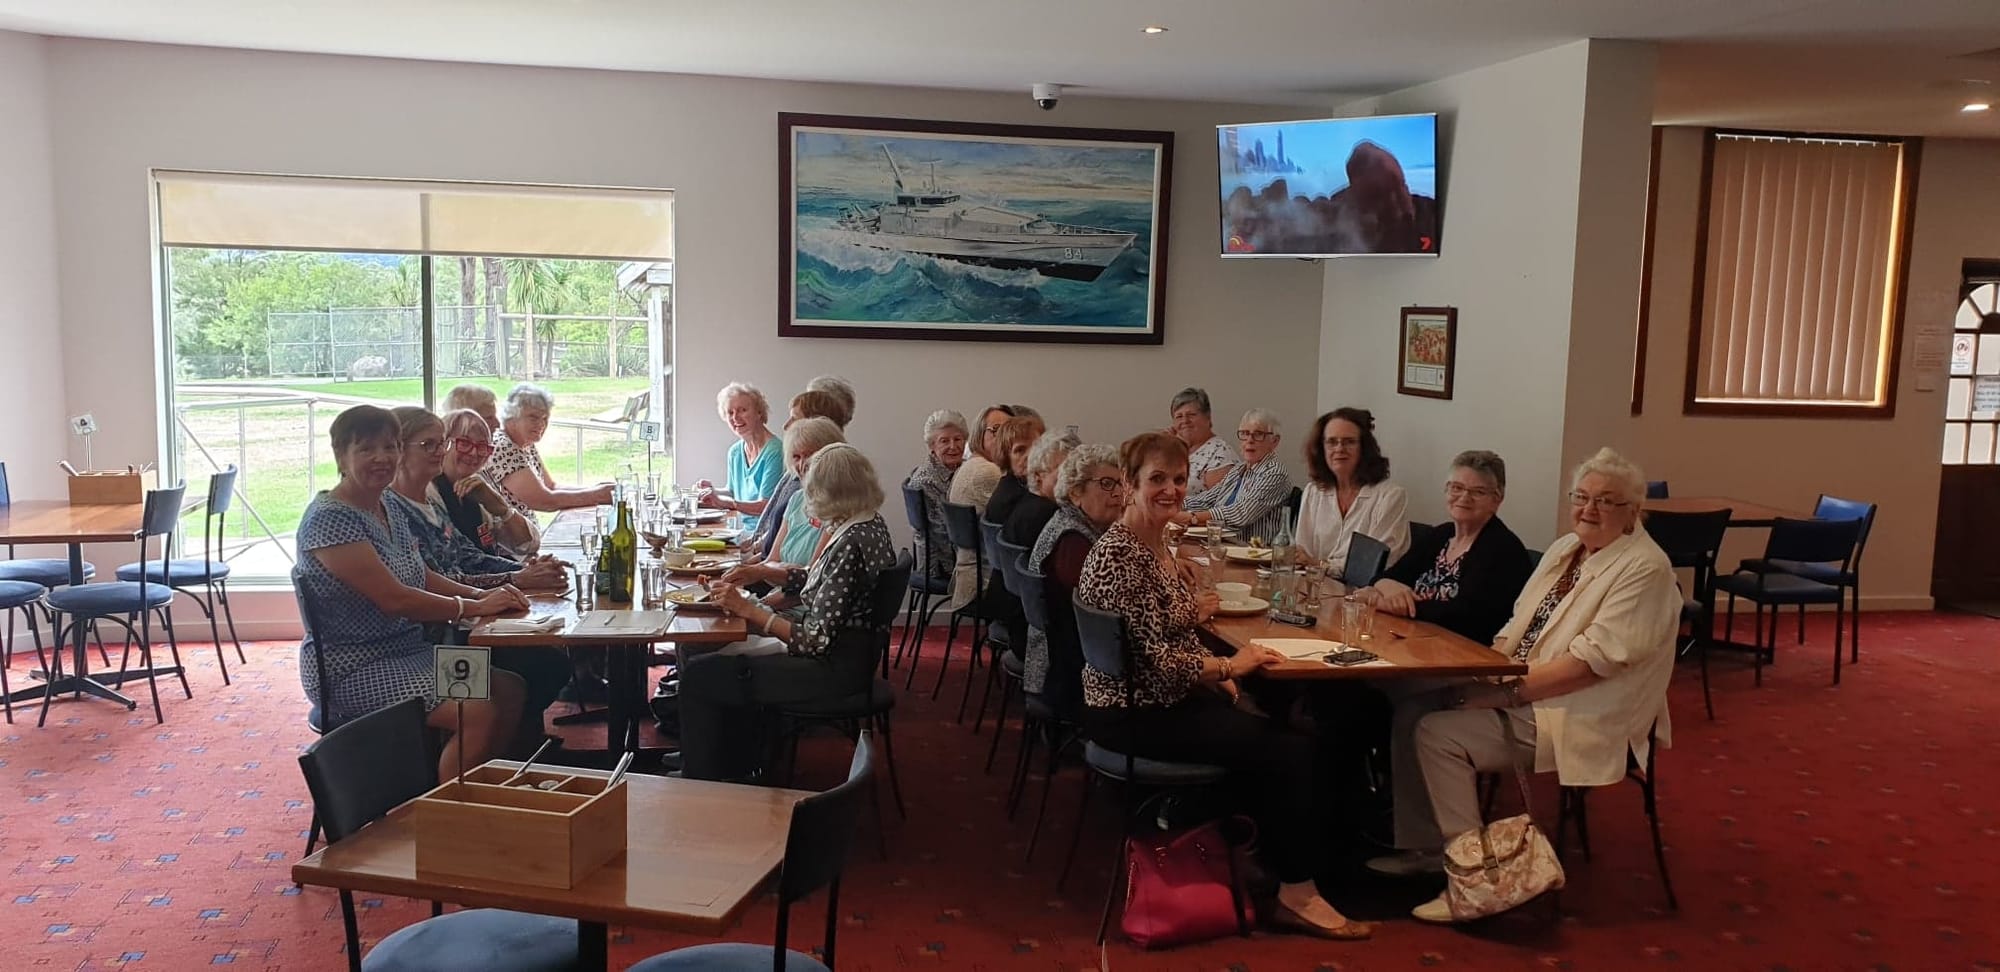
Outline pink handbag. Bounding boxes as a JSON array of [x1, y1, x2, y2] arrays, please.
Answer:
[[1119, 817, 1257, 949], [1441, 713, 1566, 919]]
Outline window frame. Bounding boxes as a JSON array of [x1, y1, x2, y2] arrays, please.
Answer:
[[1680, 128, 1923, 419]]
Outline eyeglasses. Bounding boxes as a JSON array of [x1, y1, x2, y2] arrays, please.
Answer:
[[984, 425, 1006, 436], [1568, 491, 1632, 511], [1088, 476, 1127, 493], [1323, 437, 1361, 450], [1236, 430, 1276, 442], [1446, 483, 1498, 500], [450, 438, 494, 456], [407, 437, 447, 455]]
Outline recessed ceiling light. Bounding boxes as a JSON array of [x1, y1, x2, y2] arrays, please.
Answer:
[[1964, 102, 1992, 113], [1140, 25, 1168, 34]]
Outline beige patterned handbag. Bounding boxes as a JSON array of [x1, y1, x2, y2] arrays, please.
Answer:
[[1440, 712, 1565, 920]]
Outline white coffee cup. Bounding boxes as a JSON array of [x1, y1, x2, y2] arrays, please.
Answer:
[[1215, 582, 1252, 603], [661, 546, 696, 568]]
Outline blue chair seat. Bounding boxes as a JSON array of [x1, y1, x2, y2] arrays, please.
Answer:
[[779, 677, 895, 718], [0, 579, 47, 609], [1740, 558, 1853, 586], [115, 558, 231, 584], [629, 942, 828, 972], [362, 908, 580, 972], [46, 582, 175, 616], [1714, 571, 1843, 605], [1083, 741, 1228, 785], [0, 559, 94, 587]]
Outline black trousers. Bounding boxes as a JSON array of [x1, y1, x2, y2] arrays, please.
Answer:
[[1082, 694, 1323, 883], [492, 647, 573, 758], [678, 649, 865, 781]]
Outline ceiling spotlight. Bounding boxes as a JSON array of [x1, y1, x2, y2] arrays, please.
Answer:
[[1140, 25, 1168, 34], [1965, 102, 1992, 113]]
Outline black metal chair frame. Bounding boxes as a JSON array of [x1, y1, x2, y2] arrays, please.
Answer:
[[1643, 508, 1732, 720], [965, 515, 1021, 732], [1552, 721, 1678, 912], [0, 585, 50, 724], [913, 501, 989, 702], [46, 484, 192, 726], [0, 461, 106, 670], [1766, 495, 1876, 666], [997, 542, 1084, 866], [1720, 516, 1864, 686], [891, 483, 950, 678], [130, 467, 247, 684]]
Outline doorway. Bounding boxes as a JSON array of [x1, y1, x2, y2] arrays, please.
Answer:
[[1931, 259, 2000, 611]]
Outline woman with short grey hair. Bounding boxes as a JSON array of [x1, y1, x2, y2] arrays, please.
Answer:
[[697, 381, 783, 529], [1354, 449, 1531, 644], [1023, 443, 1125, 714], [730, 417, 848, 578], [906, 409, 969, 583], [682, 443, 898, 781], [806, 375, 857, 422], [480, 382, 614, 520], [1181, 408, 1293, 544], [1001, 428, 1083, 561], [1170, 386, 1238, 498]]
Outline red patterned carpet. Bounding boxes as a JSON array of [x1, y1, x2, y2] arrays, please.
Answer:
[[5, 612, 1999, 971]]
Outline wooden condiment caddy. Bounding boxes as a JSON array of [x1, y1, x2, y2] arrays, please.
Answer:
[[411, 762, 628, 889], [66, 470, 156, 506]]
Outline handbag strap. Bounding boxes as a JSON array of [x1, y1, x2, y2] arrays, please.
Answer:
[[1498, 708, 1537, 818]]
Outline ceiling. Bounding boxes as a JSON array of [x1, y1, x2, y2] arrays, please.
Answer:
[[4, 0, 2000, 136]]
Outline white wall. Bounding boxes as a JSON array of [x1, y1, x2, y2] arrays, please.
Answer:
[[22, 35, 1327, 631], [0, 32, 71, 508], [1319, 41, 1655, 548]]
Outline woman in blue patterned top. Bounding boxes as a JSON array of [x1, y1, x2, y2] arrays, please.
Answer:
[[680, 444, 897, 781], [296, 405, 530, 781]]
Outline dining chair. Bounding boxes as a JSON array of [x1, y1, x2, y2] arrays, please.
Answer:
[[628, 733, 876, 972], [43, 483, 191, 726], [0, 462, 104, 667], [116, 467, 246, 684], [1743, 494, 1876, 665], [297, 696, 580, 972], [980, 536, 1034, 771], [1553, 719, 1677, 911], [965, 515, 1020, 729], [1645, 480, 1671, 500], [1001, 543, 1085, 865], [917, 501, 988, 700], [1715, 517, 1865, 686], [0, 580, 50, 723], [1062, 596, 1238, 946], [1344, 532, 1391, 588], [891, 483, 949, 675], [1643, 508, 1733, 720]]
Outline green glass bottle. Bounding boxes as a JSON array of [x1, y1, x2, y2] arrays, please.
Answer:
[[606, 496, 638, 604], [595, 487, 617, 600]]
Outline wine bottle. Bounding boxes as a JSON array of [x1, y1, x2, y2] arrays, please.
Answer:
[[606, 496, 638, 604], [595, 485, 617, 600]]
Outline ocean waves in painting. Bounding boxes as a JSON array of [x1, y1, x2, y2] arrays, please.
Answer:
[[792, 188, 1156, 329]]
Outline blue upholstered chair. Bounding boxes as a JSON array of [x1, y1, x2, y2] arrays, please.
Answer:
[[1716, 516, 1867, 686], [891, 483, 949, 674], [44, 484, 191, 725], [0, 461, 100, 589], [965, 514, 1020, 730], [117, 467, 246, 684], [0, 579, 50, 723]]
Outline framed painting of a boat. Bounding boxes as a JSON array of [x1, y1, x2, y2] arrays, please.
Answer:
[[779, 112, 1173, 345]]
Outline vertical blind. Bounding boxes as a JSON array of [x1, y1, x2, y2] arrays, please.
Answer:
[[1694, 134, 1905, 405]]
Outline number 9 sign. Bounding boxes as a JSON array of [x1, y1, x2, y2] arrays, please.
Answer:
[[435, 646, 492, 701]]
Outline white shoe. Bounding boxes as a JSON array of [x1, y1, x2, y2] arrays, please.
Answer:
[[1411, 894, 1456, 923], [1365, 850, 1444, 877]]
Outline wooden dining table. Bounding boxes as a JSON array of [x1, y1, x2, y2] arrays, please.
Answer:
[[291, 761, 810, 971], [1193, 545, 1526, 681], [0, 499, 186, 716], [1643, 496, 1809, 527]]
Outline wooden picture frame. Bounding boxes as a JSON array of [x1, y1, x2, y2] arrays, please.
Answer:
[[778, 112, 1173, 345], [1397, 306, 1456, 400]]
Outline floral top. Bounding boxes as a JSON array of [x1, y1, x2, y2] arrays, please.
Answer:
[[1076, 523, 1209, 709], [906, 458, 958, 581], [384, 487, 520, 588], [1513, 550, 1584, 662], [1412, 543, 1464, 604], [777, 514, 896, 660], [480, 429, 547, 521], [1184, 435, 1239, 501]]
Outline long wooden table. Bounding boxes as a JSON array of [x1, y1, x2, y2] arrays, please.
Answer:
[[291, 761, 809, 971], [0, 499, 188, 718], [1194, 547, 1526, 681], [1643, 496, 1809, 527]]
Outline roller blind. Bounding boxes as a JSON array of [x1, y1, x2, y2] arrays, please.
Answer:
[[1693, 134, 1906, 406], [154, 171, 673, 261]]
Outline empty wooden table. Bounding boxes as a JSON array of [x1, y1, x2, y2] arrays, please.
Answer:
[[1643, 496, 1808, 527], [291, 763, 810, 971], [0, 499, 184, 716]]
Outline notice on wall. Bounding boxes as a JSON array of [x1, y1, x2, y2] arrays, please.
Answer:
[[1975, 376, 2000, 414], [1912, 323, 1950, 392]]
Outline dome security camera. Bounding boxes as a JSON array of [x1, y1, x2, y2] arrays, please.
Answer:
[[1032, 83, 1062, 111]]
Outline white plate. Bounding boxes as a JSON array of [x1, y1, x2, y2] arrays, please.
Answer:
[[664, 588, 724, 609], [682, 526, 743, 542], [686, 509, 731, 522], [1248, 637, 1346, 660], [1223, 546, 1275, 564], [1182, 525, 1234, 539], [1213, 596, 1269, 617], [666, 558, 739, 575]]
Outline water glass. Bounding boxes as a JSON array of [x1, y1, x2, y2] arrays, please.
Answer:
[[580, 528, 601, 562], [642, 564, 669, 609], [1339, 595, 1364, 643], [594, 505, 613, 534], [645, 472, 662, 503], [575, 570, 597, 610], [1354, 601, 1377, 640]]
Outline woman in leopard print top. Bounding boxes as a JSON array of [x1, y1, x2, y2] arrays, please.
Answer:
[[1074, 432, 1373, 941]]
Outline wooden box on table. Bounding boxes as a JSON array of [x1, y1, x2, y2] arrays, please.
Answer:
[[411, 763, 628, 889], [66, 470, 156, 506]]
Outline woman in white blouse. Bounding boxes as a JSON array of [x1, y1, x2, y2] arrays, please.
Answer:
[[1295, 407, 1409, 578]]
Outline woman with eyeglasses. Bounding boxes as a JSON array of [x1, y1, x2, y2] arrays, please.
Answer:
[[1350, 450, 1530, 645], [433, 408, 538, 557], [1021, 442, 1118, 717], [1371, 448, 1680, 924], [1293, 407, 1410, 579], [1179, 408, 1294, 545], [481, 383, 616, 521]]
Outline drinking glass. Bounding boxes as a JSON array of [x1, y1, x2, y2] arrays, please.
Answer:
[[1355, 602, 1377, 640], [1339, 595, 1364, 643], [580, 528, 601, 562], [645, 472, 662, 503], [575, 570, 597, 610], [594, 505, 613, 535], [642, 564, 668, 609]]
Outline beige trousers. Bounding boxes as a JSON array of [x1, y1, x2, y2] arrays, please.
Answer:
[[1392, 698, 1538, 849]]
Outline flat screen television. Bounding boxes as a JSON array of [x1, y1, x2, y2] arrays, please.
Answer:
[[1217, 112, 1441, 258]]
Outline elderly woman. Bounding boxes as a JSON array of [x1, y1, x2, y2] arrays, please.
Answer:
[[295, 405, 529, 781], [787, 388, 852, 430], [907, 410, 969, 584], [481, 383, 616, 522], [1078, 432, 1371, 940], [806, 374, 857, 423], [946, 412, 1043, 611], [444, 384, 501, 435], [982, 414, 1047, 531], [383, 405, 573, 756], [1377, 449, 1681, 923], [949, 403, 1018, 512], [723, 418, 847, 584], [430, 408, 537, 556], [697, 381, 784, 529], [1001, 429, 1082, 549], [1180, 408, 1294, 545], [1019, 441, 1118, 713], [743, 394, 852, 561], [1296, 407, 1410, 578], [679, 444, 897, 781], [1352, 450, 1530, 644], [1170, 387, 1238, 500]]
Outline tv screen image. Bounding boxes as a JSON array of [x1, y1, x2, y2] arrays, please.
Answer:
[[1217, 113, 1440, 258]]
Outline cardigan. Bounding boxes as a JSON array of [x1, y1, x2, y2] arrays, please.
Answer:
[[1379, 515, 1531, 644]]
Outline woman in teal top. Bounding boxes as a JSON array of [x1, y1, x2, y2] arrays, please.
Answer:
[[698, 381, 784, 530], [718, 417, 845, 589]]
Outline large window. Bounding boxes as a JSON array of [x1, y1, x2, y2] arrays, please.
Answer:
[[1684, 132, 1917, 416], [155, 173, 674, 583]]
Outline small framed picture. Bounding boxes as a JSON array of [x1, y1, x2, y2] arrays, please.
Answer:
[[1397, 306, 1457, 400]]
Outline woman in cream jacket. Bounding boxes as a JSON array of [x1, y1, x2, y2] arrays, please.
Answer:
[[1376, 447, 1681, 923]]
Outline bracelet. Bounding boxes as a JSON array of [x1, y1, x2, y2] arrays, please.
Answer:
[[760, 609, 778, 636], [453, 597, 466, 621]]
